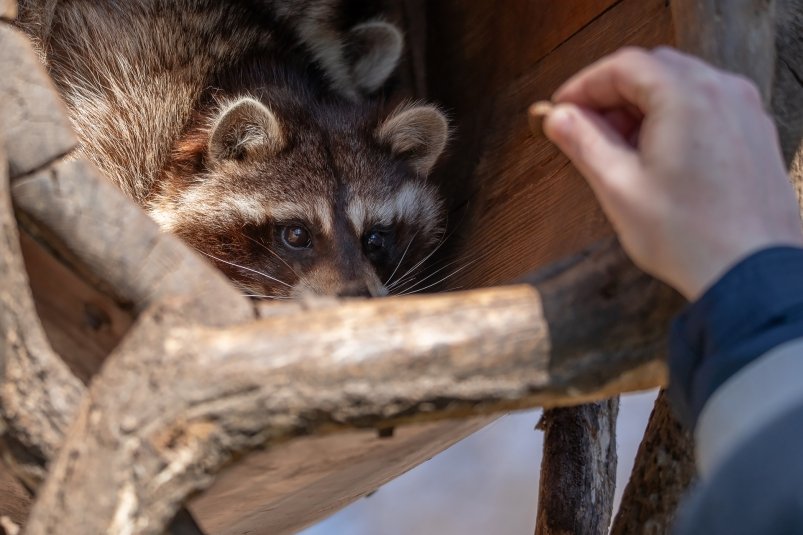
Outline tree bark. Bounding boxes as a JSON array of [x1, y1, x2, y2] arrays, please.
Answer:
[[672, 0, 777, 102], [535, 398, 619, 535], [610, 391, 695, 535]]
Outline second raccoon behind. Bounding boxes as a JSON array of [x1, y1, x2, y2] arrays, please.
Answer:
[[17, 0, 449, 298]]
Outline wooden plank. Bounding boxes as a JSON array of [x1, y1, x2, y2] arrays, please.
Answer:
[[19, 231, 133, 384], [191, 419, 490, 534], [426, 0, 621, 208], [535, 399, 619, 535], [610, 391, 695, 534], [429, 0, 674, 288]]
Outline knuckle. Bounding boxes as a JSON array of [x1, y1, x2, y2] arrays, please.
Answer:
[[731, 75, 763, 103], [694, 72, 727, 100], [614, 46, 649, 63], [651, 45, 681, 62]]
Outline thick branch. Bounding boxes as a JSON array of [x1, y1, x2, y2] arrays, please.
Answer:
[[0, 26, 84, 488], [535, 399, 619, 535], [671, 0, 776, 101], [610, 391, 695, 534], [25, 237, 679, 533]]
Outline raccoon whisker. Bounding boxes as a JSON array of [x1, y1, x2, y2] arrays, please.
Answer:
[[384, 231, 419, 287], [397, 259, 482, 296], [386, 229, 450, 291], [387, 242, 481, 293], [242, 294, 291, 300], [245, 235, 301, 279], [200, 251, 292, 288], [396, 239, 493, 292], [391, 256, 470, 295]]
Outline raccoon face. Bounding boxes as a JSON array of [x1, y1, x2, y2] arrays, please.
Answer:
[[150, 96, 449, 299]]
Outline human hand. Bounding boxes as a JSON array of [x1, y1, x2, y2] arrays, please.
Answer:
[[540, 47, 803, 300]]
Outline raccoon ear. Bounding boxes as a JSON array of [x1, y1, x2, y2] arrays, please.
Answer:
[[376, 104, 449, 175], [347, 21, 403, 93], [208, 98, 284, 161]]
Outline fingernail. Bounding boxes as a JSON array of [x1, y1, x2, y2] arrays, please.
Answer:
[[546, 107, 574, 140]]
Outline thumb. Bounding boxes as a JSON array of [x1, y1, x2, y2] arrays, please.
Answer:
[[543, 104, 641, 194]]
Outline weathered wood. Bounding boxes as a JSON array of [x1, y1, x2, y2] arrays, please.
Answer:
[[190, 418, 489, 534], [610, 391, 695, 535], [0, 26, 75, 179], [12, 159, 252, 326], [23, 239, 679, 533], [535, 398, 619, 535], [19, 231, 133, 384], [672, 0, 776, 103], [0, 460, 30, 528], [0, 146, 83, 488], [0, 0, 16, 21], [773, 0, 803, 170]]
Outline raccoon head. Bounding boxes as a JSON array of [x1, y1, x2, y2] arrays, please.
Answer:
[[151, 95, 449, 299]]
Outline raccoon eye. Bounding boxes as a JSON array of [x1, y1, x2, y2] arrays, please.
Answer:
[[281, 225, 312, 249], [364, 229, 388, 254]]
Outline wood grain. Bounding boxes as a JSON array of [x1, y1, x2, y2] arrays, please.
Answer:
[[535, 398, 619, 535], [431, 0, 674, 288], [610, 391, 695, 535]]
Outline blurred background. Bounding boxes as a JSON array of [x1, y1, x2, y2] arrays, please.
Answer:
[[304, 390, 658, 534]]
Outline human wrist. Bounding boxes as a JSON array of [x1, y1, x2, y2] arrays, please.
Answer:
[[667, 246, 803, 425]]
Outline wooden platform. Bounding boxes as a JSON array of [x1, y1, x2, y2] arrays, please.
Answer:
[[5, 0, 675, 533]]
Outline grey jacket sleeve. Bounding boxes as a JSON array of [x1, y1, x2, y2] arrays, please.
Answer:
[[674, 353, 803, 534]]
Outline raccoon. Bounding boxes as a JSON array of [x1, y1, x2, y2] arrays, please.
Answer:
[[17, 0, 449, 298]]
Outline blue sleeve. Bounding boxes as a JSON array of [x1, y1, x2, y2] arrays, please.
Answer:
[[667, 246, 803, 426], [673, 401, 803, 535]]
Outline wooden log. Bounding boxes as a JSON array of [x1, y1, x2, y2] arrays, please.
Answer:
[[610, 391, 695, 535], [672, 0, 776, 102], [0, 26, 75, 179], [22, 237, 680, 533], [773, 0, 803, 169], [534, 398, 619, 535], [11, 159, 252, 327], [0, 45, 83, 491]]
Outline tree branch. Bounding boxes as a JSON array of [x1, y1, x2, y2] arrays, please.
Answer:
[[535, 398, 619, 535]]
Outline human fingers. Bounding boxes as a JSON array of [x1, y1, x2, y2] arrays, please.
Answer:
[[600, 108, 642, 147], [543, 103, 641, 196], [552, 47, 675, 113]]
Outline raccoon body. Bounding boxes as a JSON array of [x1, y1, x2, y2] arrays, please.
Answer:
[[17, 0, 449, 298]]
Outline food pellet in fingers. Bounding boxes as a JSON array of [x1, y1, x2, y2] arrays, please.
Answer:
[[528, 101, 554, 136]]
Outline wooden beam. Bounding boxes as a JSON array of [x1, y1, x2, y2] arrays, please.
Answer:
[[610, 391, 695, 534], [534, 398, 619, 535], [672, 0, 776, 102]]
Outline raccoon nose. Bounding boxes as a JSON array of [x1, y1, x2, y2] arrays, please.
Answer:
[[337, 282, 372, 298]]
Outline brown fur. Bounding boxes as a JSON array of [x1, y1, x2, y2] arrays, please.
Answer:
[[16, 0, 450, 298]]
